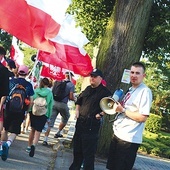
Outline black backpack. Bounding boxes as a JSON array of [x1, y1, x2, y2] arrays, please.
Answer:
[[8, 84, 27, 112], [53, 81, 69, 102]]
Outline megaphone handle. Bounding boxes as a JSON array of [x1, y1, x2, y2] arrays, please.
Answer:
[[109, 113, 121, 123]]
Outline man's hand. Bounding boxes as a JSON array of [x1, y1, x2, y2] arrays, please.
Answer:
[[96, 112, 104, 120], [75, 110, 79, 120], [115, 102, 124, 113]]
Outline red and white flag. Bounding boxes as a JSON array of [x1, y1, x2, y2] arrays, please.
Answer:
[[0, 0, 71, 53], [38, 15, 93, 77], [10, 36, 24, 66], [40, 64, 65, 81], [0, 1, 93, 76]]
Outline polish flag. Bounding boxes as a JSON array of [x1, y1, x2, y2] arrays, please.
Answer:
[[40, 64, 65, 81], [38, 15, 93, 77], [0, 0, 71, 53], [40, 63, 77, 84], [10, 37, 24, 66]]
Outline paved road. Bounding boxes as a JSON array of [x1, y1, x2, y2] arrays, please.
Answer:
[[55, 148, 170, 170], [0, 114, 170, 170]]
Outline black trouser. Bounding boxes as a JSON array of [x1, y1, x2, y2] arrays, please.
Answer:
[[106, 135, 140, 170], [69, 131, 98, 170]]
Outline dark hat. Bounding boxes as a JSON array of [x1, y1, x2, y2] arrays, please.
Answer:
[[65, 71, 74, 77], [90, 69, 103, 78], [6, 59, 16, 69], [0, 46, 6, 55]]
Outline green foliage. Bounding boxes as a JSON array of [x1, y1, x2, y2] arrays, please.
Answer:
[[68, 0, 115, 46], [139, 131, 170, 158], [0, 29, 12, 53], [144, 61, 170, 132], [144, 0, 170, 54], [145, 113, 162, 133], [75, 76, 83, 94], [22, 46, 37, 69]]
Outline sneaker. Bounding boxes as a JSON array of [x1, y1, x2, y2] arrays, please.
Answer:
[[26, 147, 31, 153], [29, 145, 35, 157], [1, 142, 9, 161], [42, 141, 48, 146], [54, 134, 63, 138]]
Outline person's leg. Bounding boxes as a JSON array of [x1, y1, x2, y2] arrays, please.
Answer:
[[1, 129, 8, 142], [124, 143, 140, 170], [1, 132, 16, 161], [21, 113, 27, 133], [28, 128, 35, 147], [106, 135, 139, 170], [43, 103, 58, 144], [55, 103, 70, 138], [69, 132, 83, 170], [82, 133, 98, 170], [0, 121, 3, 134], [25, 113, 30, 133], [29, 130, 41, 157]]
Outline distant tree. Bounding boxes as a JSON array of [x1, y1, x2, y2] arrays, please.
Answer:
[[0, 29, 11, 53]]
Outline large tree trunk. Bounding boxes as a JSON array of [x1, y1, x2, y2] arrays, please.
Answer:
[[96, 0, 153, 156]]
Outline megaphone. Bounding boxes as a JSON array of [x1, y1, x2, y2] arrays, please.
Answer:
[[100, 89, 124, 115], [100, 97, 118, 115]]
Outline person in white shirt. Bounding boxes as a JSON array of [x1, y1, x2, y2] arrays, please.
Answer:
[[107, 62, 152, 170]]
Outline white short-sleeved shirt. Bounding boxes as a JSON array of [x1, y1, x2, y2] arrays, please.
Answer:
[[113, 83, 152, 144]]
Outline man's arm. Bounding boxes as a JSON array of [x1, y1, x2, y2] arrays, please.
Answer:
[[75, 104, 80, 119], [0, 96, 6, 112], [69, 92, 75, 101], [116, 102, 148, 122]]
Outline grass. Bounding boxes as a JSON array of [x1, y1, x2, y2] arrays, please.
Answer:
[[138, 130, 170, 159]]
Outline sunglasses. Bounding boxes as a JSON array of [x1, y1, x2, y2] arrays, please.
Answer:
[[90, 75, 98, 78]]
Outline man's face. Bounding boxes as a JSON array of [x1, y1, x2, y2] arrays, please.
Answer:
[[90, 75, 102, 88], [130, 66, 145, 87]]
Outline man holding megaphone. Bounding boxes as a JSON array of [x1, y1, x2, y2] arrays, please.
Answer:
[[69, 68, 111, 170], [106, 62, 152, 170]]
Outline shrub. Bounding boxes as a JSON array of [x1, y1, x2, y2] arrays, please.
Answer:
[[145, 113, 162, 133]]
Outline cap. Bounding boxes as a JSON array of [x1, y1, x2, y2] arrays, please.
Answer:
[[65, 71, 74, 77], [18, 65, 29, 75], [90, 69, 103, 78], [6, 59, 16, 69]]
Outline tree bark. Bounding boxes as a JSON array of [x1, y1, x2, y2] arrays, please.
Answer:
[[96, 0, 153, 156]]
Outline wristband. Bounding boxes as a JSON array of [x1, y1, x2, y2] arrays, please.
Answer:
[[122, 108, 126, 113]]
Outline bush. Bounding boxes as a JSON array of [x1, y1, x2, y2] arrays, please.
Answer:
[[145, 113, 162, 133], [140, 131, 170, 158]]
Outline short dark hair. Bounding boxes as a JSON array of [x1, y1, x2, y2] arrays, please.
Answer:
[[132, 62, 146, 72], [0, 46, 6, 55], [39, 78, 49, 88]]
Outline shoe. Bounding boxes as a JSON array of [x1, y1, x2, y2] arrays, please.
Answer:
[[1, 142, 9, 161], [42, 141, 48, 146], [54, 134, 63, 138], [29, 145, 35, 157], [26, 147, 31, 153]]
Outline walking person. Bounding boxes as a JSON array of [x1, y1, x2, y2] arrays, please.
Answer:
[[26, 78, 53, 157], [106, 62, 152, 170], [42, 72, 75, 146], [0, 65, 34, 161], [0, 46, 9, 138], [5, 58, 17, 78], [69, 69, 111, 170]]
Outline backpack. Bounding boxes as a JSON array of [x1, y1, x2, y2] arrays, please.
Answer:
[[32, 96, 47, 116], [9, 84, 27, 112], [53, 81, 69, 102]]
